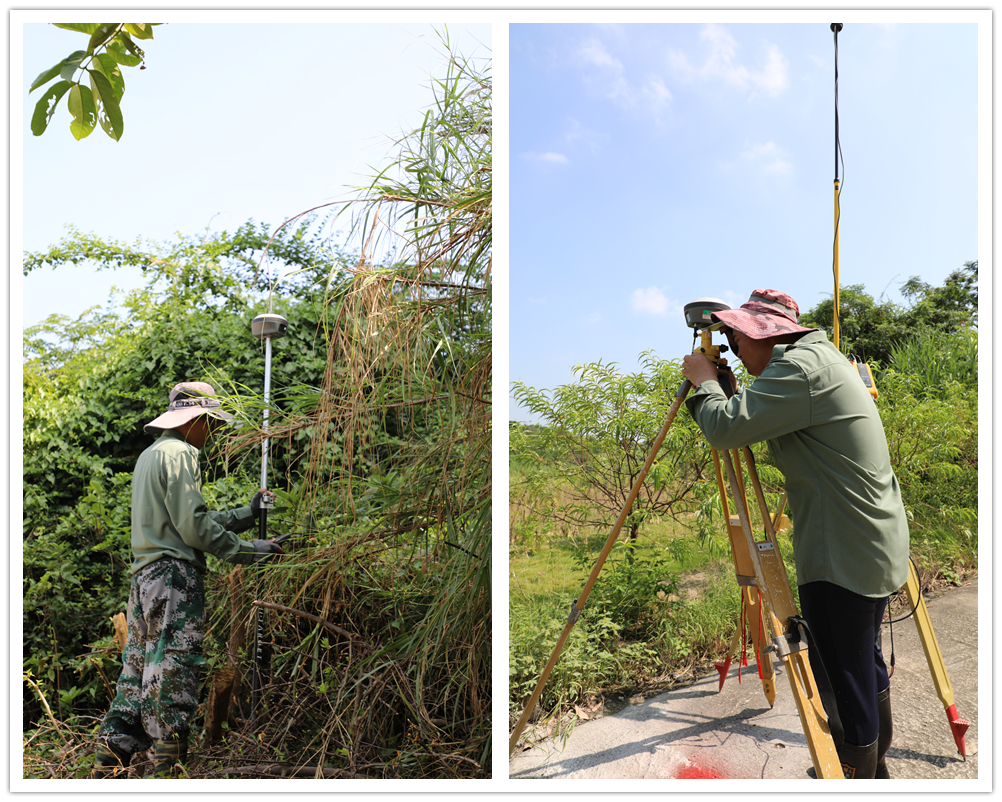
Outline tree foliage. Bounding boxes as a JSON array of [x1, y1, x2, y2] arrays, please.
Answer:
[[29, 23, 160, 141], [799, 260, 978, 366], [511, 353, 709, 547], [22, 223, 336, 732]]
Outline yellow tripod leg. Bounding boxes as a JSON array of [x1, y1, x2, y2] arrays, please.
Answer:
[[744, 583, 777, 707], [714, 620, 743, 691], [508, 382, 695, 757], [712, 451, 776, 703], [719, 448, 842, 779], [784, 645, 843, 779], [903, 560, 970, 758]]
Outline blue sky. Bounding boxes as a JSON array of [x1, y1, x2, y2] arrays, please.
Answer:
[[15, 14, 492, 331], [508, 14, 986, 423]]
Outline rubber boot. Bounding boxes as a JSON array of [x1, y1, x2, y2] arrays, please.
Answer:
[[152, 736, 188, 778], [92, 741, 131, 778], [875, 686, 893, 778], [837, 738, 879, 779]]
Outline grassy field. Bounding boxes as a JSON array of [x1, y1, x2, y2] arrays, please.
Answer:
[[508, 453, 977, 751], [507, 463, 798, 742]]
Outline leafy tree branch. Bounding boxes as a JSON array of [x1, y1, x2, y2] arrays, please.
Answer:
[[29, 22, 160, 141]]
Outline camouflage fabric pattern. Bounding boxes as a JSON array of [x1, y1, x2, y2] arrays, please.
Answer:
[[99, 558, 205, 756], [712, 288, 819, 340]]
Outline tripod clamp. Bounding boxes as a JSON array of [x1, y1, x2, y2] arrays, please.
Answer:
[[761, 617, 811, 659]]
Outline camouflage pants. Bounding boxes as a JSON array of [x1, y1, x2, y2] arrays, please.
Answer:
[[99, 558, 205, 755]]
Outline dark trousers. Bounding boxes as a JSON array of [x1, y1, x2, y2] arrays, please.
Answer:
[[799, 581, 889, 746]]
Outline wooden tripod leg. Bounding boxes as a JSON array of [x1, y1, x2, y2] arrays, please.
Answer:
[[784, 646, 843, 779], [903, 561, 970, 758], [744, 584, 777, 706], [508, 382, 695, 757], [718, 448, 843, 779], [713, 449, 776, 704]]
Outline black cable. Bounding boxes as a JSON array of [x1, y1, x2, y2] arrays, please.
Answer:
[[884, 557, 924, 626], [879, 557, 926, 678]]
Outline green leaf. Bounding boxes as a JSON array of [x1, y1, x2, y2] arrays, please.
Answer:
[[58, 50, 87, 82], [106, 34, 144, 68], [67, 83, 97, 140], [30, 80, 72, 136], [29, 62, 63, 93], [88, 69, 123, 140], [92, 53, 125, 102], [86, 23, 120, 54], [123, 23, 156, 40], [52, 23, 101, 34]]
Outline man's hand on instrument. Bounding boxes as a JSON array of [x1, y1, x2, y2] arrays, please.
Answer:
[[250, 488, 276, 518], [681, 353, 719, 387], [250, 539, 284, 561]]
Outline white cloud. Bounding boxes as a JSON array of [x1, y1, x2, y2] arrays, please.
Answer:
[[723, 290, 746, 309], [586, 311, 602, 325], [565, 118, 608, 156], [669, 23, 789, 99], [577, 37, 673, 117], [630, 286, 672, 316], [580, 37, 624, 72], [740, 141, 793, 175], [521, 151, 570, 165]]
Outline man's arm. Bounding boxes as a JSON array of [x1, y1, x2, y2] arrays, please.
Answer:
[[165, 451, 259, 564], [207, 505, 256, 534], [685, 363, 812, 450]]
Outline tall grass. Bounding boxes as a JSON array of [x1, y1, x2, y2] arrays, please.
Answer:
[[219, 37, 493, 777], [885, 326, 977, 393]]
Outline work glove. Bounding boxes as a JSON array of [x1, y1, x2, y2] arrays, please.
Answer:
[[250, 539, 284, 562], [250, 489, 275, 518]]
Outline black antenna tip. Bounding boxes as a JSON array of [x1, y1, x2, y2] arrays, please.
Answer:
[[831, 23, 843, 33]]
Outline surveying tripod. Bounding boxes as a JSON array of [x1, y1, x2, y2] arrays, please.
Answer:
[[509, 311, 968, 778], [509, 321, 843, 778]]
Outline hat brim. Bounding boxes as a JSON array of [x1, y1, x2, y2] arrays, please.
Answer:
[[143, 407, 235, 435], [712, 308, 817, 341]]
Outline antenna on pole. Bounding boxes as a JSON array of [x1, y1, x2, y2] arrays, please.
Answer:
[[831, 22, 843, 352], [249, 311, 288, 728]]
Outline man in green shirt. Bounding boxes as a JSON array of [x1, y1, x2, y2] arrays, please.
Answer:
[[93, 382, 284, 778], [681, 289, 909, 779]]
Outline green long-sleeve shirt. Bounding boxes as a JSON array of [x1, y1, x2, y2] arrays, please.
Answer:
[[684, 331, 909, 598], [130, 430, 259, 574]]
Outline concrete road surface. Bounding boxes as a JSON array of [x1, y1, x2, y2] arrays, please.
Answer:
[[509, 578, 982, 787]]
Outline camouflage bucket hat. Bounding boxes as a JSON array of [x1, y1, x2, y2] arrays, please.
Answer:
[[711, 289, 819, 340], [143, 382, 234, 434]]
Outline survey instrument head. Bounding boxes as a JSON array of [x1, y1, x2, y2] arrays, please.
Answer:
[[684, 298, 732, 368], [251, 313, 289, 340], [684, 298, 730, 331]]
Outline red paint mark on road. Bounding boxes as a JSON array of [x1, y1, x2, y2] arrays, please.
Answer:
[[673, 762, 728, 779]]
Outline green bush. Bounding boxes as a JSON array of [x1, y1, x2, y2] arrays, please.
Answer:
[[569, 540, 677, 639]]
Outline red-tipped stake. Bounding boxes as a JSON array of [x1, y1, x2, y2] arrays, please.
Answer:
[[714, 657, 732, 691], [946, 704, 970, 760]]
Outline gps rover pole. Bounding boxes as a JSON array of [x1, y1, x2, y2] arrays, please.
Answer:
[[249, 312, 288, 727]]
